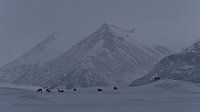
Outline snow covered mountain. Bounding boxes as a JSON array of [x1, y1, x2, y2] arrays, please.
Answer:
[[131, 40, 200, 87], [0, 23, 172, 88]]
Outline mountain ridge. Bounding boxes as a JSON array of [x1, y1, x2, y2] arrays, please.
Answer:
[[0, 23, 173, 88], [131, 40, 200, 87]]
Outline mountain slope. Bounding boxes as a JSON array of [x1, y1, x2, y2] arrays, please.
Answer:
[[131, 40, 200, 87], [0, 23, 172, 88], [0, 27, 90, 82]]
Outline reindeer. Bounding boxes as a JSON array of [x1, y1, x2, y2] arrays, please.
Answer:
[[37, 89, 43, 93], [73, 88, 77, 91], [113, 87, 118, 91], [58, 89, 64, 93], [154, 77, 161, 82], [97, 88, 103, 92], [46, 89, 51, 93]]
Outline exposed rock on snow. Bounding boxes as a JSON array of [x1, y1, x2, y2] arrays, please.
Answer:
[[131, 40, 200, 87]]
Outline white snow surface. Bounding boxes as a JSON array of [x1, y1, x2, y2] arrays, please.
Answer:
[[0, 79, 200, 112], [0, 83, 39, 90]]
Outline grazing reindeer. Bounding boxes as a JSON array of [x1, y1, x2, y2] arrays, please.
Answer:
[[46, 89, 51, 93], [154, 77, 161, 82], [58, 89, 64, 93], [73, 88, 77, 91], [97, 88, 103, 92], [37, 89, 43, 93], [113, 87, 118, 91]]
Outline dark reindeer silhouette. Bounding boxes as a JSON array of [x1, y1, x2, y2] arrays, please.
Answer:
[[97, 88, 103, 92], [46, 89, 51, 93], [113, 87, 118, 91], [73, 88, 77, 91], [154, 77, 161, 82], [58, 89, 64, 93], [37, 89, 43, 93]]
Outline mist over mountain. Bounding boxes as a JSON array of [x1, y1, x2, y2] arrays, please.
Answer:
[[0, 23, 172, 89], [1, 0, 200, 67]]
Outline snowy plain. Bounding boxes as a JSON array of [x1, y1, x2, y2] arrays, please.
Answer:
[[0, 79, 200, 112]]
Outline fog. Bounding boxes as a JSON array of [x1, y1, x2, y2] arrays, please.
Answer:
[[0, 0, 200, 66]]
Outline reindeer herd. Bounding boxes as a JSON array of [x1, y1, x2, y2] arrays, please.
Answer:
[[37, 87, 118, 93], [36, 77, 161, 93]]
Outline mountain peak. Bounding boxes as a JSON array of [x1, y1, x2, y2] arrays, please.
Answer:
[[101, 23, 110, 27], [96, 23, 133, 40], [184, 40, 200, 52], [192, 41, 200, 50], [0, 23, 172, 88], [98, 23, 115, 32], [99, 23, 128, 32]]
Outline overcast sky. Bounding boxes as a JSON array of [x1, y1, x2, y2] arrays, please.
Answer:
[[0, 0, 200, 66]]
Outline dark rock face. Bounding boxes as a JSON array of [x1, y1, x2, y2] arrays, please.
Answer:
[[131, 41, 200, 87]]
